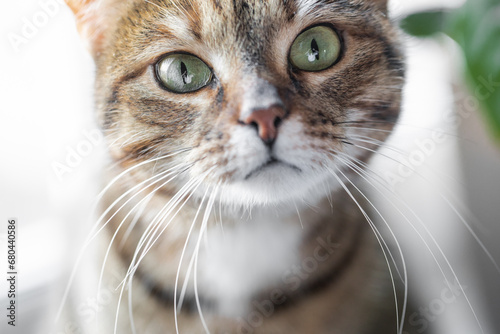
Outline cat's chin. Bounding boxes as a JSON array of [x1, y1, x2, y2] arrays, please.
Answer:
[[216, 166, 334, 208]]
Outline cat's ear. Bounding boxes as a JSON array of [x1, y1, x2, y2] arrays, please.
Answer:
[[65, 0, 106, 56]]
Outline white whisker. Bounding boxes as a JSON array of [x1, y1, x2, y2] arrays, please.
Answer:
[[333, 150, 487, 333], [123, 172, 207, 287], [54, 152, 190, 322], [174, 180, 212, 334], [193, 184, 219, 334], [326, 165, 407, 333], [97, 165, 190, 328]]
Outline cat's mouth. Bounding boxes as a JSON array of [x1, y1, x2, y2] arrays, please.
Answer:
[[244, 157, 301, 180]]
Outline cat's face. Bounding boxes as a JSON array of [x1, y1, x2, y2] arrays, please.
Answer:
[[73, 0, 404, 207]]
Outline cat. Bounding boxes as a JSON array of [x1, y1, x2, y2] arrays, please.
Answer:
[[62, 0, 418, 333]]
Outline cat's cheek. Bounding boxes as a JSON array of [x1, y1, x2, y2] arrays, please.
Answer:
[[273, 117, 325, 166]]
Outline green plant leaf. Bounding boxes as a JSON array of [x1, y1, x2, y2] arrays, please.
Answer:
[[447, 0, 500, 141], [400, 11, 447, 37], [400, 1, 500, 142]]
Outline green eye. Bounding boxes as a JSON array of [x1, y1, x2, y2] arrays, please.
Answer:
[[289, 26, 341, 72], [156, 54, 212, 93]]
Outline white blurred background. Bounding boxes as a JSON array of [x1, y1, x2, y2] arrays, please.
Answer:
[[0, 0, 499, 333]]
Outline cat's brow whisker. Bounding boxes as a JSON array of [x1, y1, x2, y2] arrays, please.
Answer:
[[326, 165, 406, 333]]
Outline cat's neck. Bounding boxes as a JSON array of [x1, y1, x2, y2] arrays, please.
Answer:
[[104, 177, 371, 317]]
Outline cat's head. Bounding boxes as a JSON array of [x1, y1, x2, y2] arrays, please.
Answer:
[[67, 0, 404, 207]]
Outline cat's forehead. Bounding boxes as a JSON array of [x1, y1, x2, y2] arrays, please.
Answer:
[[150, 0, 297, 26], [136, 0, 361, 40], [105, 0, 382, 72], [122, 0, 299, 51], [151, 0, 293, 56]]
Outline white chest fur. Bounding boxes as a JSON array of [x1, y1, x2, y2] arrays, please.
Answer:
[[197, 213, 303, 317]]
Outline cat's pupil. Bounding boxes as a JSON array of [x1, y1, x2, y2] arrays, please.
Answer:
[[311, 38, 320, 61], [180, 61, 188, 85]]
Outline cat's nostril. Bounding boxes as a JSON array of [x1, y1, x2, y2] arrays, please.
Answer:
[[243, 105, 286, 144], [274, 117, 282, 128], [250, 121, 259, 130]]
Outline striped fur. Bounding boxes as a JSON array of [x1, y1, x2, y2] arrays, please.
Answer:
[[65, 0, 413, 333]]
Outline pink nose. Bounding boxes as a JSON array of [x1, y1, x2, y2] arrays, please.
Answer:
[[243, 105, 286, 144]]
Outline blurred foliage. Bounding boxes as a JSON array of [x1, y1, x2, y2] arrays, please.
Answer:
[[401, 0, 500, 142]]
